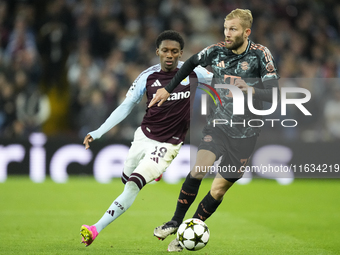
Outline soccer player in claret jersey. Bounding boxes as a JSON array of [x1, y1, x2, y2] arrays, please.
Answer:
[[150, 9, 280, 252], [80, 30, 212, 246]]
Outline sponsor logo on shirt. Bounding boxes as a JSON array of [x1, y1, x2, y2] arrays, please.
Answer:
[[151, 79, 162, 87], [167, 91, 190, 101], [152, 91, 190, 101]]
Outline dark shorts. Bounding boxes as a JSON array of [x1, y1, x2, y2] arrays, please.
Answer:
[[198, 127, 257, 182]]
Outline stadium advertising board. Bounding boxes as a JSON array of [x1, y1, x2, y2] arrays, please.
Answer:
[[0, 133, 339, 184]]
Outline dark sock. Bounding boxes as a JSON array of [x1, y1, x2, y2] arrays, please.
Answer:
[[171, 173, 202, 224], [193, 191, 222, 221]]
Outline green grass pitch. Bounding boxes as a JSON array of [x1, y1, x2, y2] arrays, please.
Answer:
[[1, 177, 339, 254]]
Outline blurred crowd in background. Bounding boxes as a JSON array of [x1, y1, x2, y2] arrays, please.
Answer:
[[0, 0, 340, 143]]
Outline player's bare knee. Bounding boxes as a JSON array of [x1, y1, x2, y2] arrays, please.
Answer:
[[210, 187, 226, 201], [190, 167, 206, 179]]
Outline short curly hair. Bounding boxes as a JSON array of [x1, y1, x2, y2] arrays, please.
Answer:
[[156, 30, 184, 50]]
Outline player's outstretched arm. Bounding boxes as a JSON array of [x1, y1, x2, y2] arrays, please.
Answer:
[[83, 97, 137, 149], [253, 79, 280, 102], [235, 78, 255, 94]]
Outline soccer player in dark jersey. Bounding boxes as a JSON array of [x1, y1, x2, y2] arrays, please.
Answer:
[[79, 30, 212, 247], [150, 9, 280, 252]]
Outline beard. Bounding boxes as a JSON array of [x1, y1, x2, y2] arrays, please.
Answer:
[[225, 34, 245, 51]]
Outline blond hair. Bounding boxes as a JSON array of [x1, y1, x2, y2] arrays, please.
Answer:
[[225, 9, 253, 29]]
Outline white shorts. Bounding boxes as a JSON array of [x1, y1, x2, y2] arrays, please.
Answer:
[[122, 127, 182, 185]]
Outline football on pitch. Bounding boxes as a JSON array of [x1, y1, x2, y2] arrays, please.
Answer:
[[177, 218, 210, 251]]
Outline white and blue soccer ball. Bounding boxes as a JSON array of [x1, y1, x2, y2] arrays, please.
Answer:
[[177, 218, 210, 251]]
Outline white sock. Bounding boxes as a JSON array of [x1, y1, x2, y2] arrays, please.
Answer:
[[94, 181, 140, 233]]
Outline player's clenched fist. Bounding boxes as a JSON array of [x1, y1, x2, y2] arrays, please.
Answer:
[[83, 134, 93, 150]]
